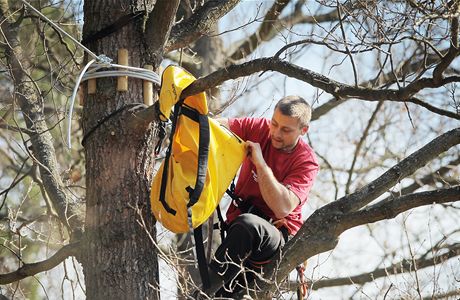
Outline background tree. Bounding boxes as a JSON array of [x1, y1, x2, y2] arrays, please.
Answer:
[[0, 0, 459, 299]]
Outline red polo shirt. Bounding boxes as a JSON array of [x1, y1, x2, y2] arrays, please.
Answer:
[[226, 117, 319, 235]]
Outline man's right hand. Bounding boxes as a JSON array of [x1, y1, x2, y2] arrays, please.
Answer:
[[245, 141, 266, 169]]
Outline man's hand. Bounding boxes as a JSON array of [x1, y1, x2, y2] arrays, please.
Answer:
[[245, 141, 266, 169], [246, 141, 300, 219]]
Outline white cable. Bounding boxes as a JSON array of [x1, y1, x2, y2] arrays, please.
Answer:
[[66, 62, 161, 149], [20, 0, 162, 148], [82, 70, 160, 82], [67, 59, 96, 148]]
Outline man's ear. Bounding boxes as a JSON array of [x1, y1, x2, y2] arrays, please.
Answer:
[[301, 125, 309, 135]]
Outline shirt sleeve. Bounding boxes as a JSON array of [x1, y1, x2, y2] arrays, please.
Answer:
[[283, 154, 319, 205], [228, 117, 266, 141]]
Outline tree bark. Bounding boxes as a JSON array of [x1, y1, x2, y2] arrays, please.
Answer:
[[81, 1, 160, 299]]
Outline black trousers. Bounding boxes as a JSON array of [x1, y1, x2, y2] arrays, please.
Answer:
[[209, 213, 287, 294]]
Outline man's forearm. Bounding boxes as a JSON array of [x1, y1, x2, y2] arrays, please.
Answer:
[[255, 162, 297, 219]]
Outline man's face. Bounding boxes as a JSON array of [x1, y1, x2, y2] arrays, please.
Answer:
[[269, 108, 308, 151]]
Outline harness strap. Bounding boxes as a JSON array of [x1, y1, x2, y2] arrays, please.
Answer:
[[160, 104, 211, 288], [181, 106, 210, 207], [158, 102, 183, 215], [193, 224, 211, 289], [225, 179, 237, 201], [82, 11, 144, 45], [215, 204, 227, 241]]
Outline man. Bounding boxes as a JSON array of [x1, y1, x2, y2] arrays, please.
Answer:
[[205, 95, 319, 297]]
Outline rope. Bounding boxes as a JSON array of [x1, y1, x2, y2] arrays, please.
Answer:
[[20, 0, 161, 148]]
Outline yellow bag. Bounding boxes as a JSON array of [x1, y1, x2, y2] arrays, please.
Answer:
[[150, 65, 245, 233]]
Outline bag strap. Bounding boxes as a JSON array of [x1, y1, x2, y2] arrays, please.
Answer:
[[180, 105, 211, 289], [158, 102, 184, 215], [215, 204, 227, 241], [181, 106, 210, 207], [193, 223, 211, 289]]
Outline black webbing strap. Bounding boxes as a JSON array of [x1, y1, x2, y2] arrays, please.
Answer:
[[181, 105, 211, 289], [189, 112, 208, 206], [193, 224, 210, 289], [154, 121, 166, 156], [81, 11, 144, 45], [215, 204, 227, 241], [225, 179, 237, 201], [181, 106, 210, 207], [158, 102, 183, 215]]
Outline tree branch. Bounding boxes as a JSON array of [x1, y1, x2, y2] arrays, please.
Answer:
[[181, 57, 460, 101], [228, 0, 368, 61], [341, 186, 460, 230], [310, 48, 457, 122], [228, 0, 291, 61], [131, 53, 460, 126], [384, 155, 460, 200], [334, 128, 460, 214], [165, 0, 240, 52], [0, 242, 80, 284], [294, 242, 460, 290], [432, 2, 460, 83], [422, 289, 460, 300], [345, 101, 383, 194], [144, 0, 181, 65], [408, 96, 460, 120], [1, 1, 83, 234]]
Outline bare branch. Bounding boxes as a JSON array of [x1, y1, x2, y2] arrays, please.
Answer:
[[407, 97, 460, 120], [432, 2, 460, 82], [228, 0, 368, 61], [0, 242, 80, 284], [376, 156, 460, 206], [341, 186, 460, 230], [181, 57, 459, 101], [297, 242, 460, 290], [228, 0, 291, 61], [165, 0, 241, 52], [132, 52, 459, 127], [311, 49, 458, 121], [422, 289, 460, 300], [0, 123, 33, 134], [336, 1, 358, 87], [144, 0, 181, 65], [345, 101, 383, 194], [334, 128, 460, 214]]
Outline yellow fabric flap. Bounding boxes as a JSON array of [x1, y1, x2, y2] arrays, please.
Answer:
[[159, 65, 208, 121]]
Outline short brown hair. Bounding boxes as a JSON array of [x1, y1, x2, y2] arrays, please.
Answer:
[[274, 95, 312, 128]]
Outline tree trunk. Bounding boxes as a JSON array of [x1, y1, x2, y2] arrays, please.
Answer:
[[81, 1, 159, 299]]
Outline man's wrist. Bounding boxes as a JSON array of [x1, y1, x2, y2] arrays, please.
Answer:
[[255, 161, 270, 177]]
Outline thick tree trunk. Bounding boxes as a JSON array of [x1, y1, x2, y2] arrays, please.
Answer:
[[81, 1, 159, 299]]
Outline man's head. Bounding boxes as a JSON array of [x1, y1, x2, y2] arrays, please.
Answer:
[[269, 96, 311, 151]]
